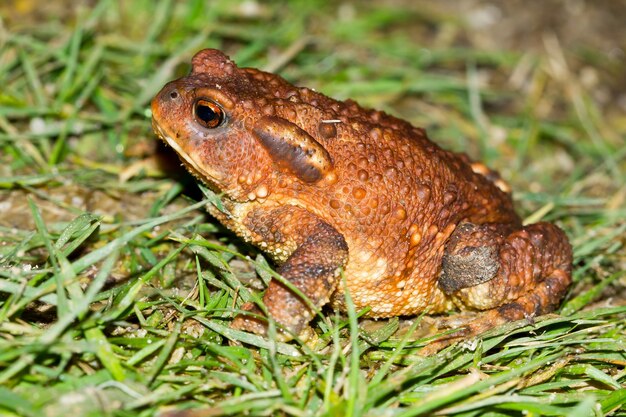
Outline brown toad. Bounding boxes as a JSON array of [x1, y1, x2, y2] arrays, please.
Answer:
[[151, 49, 572, 351]]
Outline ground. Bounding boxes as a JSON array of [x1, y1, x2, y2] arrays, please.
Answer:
[[0, 1, 624, 416]]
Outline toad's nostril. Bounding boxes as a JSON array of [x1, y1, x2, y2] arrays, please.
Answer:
[[169, 90, 179, 99]]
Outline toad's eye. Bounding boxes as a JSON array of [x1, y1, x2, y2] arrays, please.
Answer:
[[194, 99, 224, 128]]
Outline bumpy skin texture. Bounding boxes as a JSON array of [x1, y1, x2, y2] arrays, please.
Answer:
[[151, 49, 572, 349]]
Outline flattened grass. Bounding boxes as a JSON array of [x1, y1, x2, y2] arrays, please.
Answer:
[[0, 1, 624, 416]]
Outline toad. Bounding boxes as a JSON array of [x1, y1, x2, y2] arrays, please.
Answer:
[[151, 49, 572, 351]]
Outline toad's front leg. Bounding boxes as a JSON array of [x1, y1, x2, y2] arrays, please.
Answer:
[[231, 206, 348, 340]]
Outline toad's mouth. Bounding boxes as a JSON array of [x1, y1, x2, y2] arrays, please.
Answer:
[[151, 118, 223, 191]]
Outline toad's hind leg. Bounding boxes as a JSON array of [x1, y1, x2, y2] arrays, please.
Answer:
[[425, 222, 572, 354]]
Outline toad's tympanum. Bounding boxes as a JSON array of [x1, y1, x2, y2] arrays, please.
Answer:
[[151, 49, 572, 351]]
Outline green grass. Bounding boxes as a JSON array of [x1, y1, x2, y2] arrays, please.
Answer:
[[1, 1, 625, 416]]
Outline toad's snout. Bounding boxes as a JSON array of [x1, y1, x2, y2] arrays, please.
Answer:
[[151, 82, 186, 124]]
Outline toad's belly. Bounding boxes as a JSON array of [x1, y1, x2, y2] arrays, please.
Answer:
[[330, 247, 454, 317], [329, 220, 459, 316]]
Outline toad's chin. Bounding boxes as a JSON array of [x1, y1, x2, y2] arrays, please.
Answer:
[[151, 118, 224, 192]]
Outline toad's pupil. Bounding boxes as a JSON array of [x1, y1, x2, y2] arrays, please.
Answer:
[[194, 99, 223, 128], [197, 104, 218, 124]]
